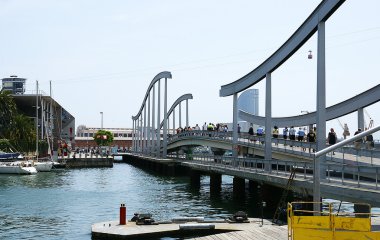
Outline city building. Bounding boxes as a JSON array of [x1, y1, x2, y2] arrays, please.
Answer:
[[238, 89, 259, 120], [1, 75, 26, 94], [1, 76, 75, 152], [75, 126, 133, 150]]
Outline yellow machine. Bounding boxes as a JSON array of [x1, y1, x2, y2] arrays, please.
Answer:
[[287, 202, 380, 240]]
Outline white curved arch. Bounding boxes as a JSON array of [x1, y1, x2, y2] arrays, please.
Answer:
[[132, 71, 172, 120], [160, 94, 193, 129], [219, 0, 345, 97], [239, 84, 380, 127]]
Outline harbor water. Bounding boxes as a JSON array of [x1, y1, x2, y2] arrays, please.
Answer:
[[0, 163, 265, 240]]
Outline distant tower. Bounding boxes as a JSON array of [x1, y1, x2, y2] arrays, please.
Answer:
[[1, 75, 26, 94], [237, 89, 259, 121]]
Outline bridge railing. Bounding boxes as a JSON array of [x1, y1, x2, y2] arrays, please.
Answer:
[[167, 152, 313, 180], [167, 150, 379, 190], [167, 130, 318, 158], [167, 129, 379, 162]]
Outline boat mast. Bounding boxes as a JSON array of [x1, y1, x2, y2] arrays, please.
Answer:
[[49, 80, 53, 158], [35, 80, 39, 161]]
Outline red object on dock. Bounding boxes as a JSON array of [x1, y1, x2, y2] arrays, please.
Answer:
[[120, 204, 126, 225]]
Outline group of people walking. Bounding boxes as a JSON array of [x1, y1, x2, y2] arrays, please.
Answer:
[[175, 122, 375, 151]]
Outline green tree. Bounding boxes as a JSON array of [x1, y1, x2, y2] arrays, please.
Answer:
[[9, 114, 36, 153], [93, 130, 114, 146], [0, 90, 17, 137]]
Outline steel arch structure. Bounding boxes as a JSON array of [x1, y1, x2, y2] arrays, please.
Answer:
[[239, 84, 380, 127], [131, 71, 172, 157], [160, 93, 193, 130], [218, 0, 346, 212]]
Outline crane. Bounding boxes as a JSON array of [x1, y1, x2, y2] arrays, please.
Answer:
[[336, 118, 350, 139], [364, 109, 374, 129]]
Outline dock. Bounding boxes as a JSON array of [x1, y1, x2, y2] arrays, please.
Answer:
[[91, 218, 288, 240], [59, 154, 113, 168]]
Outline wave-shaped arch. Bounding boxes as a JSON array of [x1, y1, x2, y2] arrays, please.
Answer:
[[132, 71, 172, 120], [219, 0, 345, 97], [160, 94, 193, 129], [239, 84, 380, 127]]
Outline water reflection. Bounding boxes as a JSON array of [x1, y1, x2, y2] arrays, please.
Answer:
[[1, 163, 377, 240]]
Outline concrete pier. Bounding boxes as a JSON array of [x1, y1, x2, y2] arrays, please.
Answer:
[[65, 156, 113, 168], [92, 218, 287, 240]]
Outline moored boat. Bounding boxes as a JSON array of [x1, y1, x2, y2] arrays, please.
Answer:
[[0, 161, 37, 175], [34, 161, 53, 172], [0, 151, 22, 160]]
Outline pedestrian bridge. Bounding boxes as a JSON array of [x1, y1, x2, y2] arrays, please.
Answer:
[[129, 0, 380, 209], [123, 126, 380, 207]]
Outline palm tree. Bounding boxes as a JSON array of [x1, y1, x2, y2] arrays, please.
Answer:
[[9, 114, 36, 153], [0, 90, 17, 137]]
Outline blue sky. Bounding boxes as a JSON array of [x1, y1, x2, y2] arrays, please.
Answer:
[[1, 0, 379, 139]]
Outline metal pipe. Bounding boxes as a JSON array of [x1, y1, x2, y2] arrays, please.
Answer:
[[233, 93, 238, 157], [314, 125, 380, 157], [186, 99, 189, 128], [157, 79, 161, 156], [147, 91, 151, 152], [163, 78, 168, 157], [152, 84, 155, 154], [143, 104, 146, 153], [314, 21, 326, 213], [265, 72, 272, 171]]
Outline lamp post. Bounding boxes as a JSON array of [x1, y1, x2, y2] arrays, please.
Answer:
[[100, 112, 103, 130]]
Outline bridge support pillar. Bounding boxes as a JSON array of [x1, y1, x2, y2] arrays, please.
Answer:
[[210, 173, 222, 195], [248, 180, 257, 192], [264, 72, 272, 172], [211, 148, 225, 158], [354, 203, 370, 218], [233, 177, 245, 199], [259, 184, 282, 214], [358, 108, 365, 131], [315, 20, 327, 214], [189, 170, 201, 188]]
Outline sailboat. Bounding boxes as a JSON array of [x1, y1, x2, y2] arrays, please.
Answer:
[[33, 80, 53, 172], [0, 161, 37, 174]]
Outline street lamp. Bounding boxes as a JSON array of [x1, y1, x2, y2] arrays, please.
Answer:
[[100, 112, 103, 130]]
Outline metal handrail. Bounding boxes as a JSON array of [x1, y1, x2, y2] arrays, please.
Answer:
[[315, 125, 379, 158]]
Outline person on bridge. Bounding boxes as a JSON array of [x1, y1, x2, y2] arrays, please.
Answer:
[[257, 126, 264, 136], [257, 126, 264, 144], [365, 128, 374, 149], [289, 126, 296, 147], [283, 127, 289, 146], [307, 129, 316, 153], [272, 126, 279, 146], [248, 124, 254, 141], [354, 128, 363, 149], [298, 127, 306, 151], [327, 128, 337, 155]]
